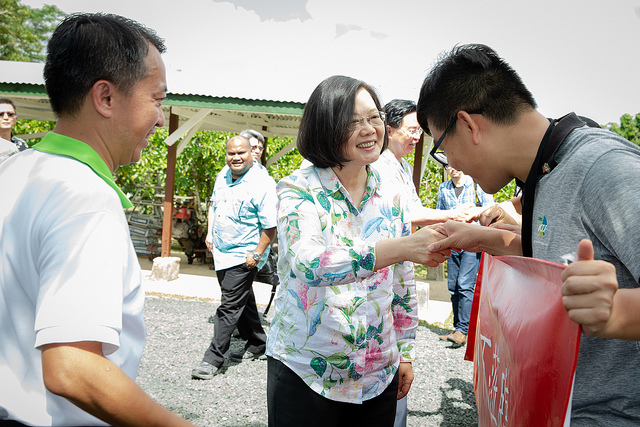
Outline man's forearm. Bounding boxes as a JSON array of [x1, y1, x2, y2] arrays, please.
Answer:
[[42, 342, 193, 427], [254, 227, 276, 255]]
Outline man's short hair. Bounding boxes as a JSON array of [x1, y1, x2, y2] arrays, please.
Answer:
[[44, 13, 166, 118], [226, 135, 251, 150], [297, 75, 388, 169], [384, 99, 416, 129], [417, 44, 537, 136], [239, 129, 265, 145], [0, 98, 17, 113]]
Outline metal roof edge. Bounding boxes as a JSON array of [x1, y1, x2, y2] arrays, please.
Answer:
[[166, 93, 305, 115], [0, 83, 306, 116], [0, 82, 48, 97]]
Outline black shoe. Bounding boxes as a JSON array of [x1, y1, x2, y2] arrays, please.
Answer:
[[191, 361, 220, 380], [230, 349, 266, 362]]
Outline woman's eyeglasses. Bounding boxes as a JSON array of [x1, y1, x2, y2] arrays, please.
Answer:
[[349, 111, 386, 132]]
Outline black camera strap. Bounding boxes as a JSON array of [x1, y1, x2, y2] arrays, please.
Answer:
[[520, 112, 589, 257]]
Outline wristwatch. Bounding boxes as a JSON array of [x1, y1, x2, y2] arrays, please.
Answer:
[[251, 252, 261, 262]]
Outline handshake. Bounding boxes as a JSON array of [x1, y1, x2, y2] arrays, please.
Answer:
[[408, 200, 524, 267], [406, 220, 522, 267]]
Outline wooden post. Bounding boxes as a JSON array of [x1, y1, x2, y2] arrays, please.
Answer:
[[412, 133, 424, 192], [161, 111, 179, 257]]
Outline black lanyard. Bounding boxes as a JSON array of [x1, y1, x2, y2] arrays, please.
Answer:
[[520, 112, 590, 257]]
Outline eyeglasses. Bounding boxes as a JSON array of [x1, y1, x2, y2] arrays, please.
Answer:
[[429, 109, 482, 166], [400, 127, 423, 138], [251, 144, 264, 152], [0, 111, 16, 118], [349, 111, 386, 132]]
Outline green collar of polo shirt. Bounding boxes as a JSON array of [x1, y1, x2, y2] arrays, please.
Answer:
[[33, 132, 133, 209]]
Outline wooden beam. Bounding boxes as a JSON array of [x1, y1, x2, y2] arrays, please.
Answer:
[[161, 111, 179, 257], [412, 134, 424, 192]]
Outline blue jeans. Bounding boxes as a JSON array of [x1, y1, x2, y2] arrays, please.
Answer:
[[447, 251, 481, 335]]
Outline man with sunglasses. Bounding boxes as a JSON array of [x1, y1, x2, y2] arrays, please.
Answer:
[[418, 43, 640, 425], [0, 98, 28, 161]]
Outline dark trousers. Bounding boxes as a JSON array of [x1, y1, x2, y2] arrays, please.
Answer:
[[447, 250, 481, 335], [267, 357, 398, 427], [203, 263, 267, 368]]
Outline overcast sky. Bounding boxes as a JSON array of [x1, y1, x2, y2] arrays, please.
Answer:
[[23, 0, 640, 125]]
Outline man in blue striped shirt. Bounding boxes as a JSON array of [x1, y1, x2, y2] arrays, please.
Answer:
[[437, 166, 494, 345]]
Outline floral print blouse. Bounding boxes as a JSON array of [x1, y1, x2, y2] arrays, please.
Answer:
[[266, 160, 418, 403]]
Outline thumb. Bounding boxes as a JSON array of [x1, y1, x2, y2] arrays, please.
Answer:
[[428, 236, 454, 253], [576, 239, 594, 262]]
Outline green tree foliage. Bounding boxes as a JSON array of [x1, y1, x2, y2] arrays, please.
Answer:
[[115, 130, 233, 206], [606, 113, 640, 146], [12, 117, 54, 146], [0, 0, 65, 62]]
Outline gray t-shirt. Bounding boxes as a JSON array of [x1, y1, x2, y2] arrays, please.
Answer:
[[533, 125, 640, 425]]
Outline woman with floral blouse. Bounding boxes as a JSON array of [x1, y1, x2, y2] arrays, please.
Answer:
[[265, 75, 448, 427]]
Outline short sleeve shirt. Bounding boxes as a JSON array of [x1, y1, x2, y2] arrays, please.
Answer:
[[209, 164, 277, 270]]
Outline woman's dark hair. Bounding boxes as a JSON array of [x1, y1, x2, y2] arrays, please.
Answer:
[[297, 75, 388, 169], [417, 44, 536, 136], [44, 13, 166, 118]]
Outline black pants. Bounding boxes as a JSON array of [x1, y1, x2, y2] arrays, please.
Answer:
[[267, 357, 398, 427], [202, 263, 267, 368]]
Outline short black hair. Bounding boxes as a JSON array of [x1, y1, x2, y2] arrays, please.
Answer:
[[417, 44, 536, 136], [44, 13, 166, 118], [297, 75, 387, 169], [384, 99, 416, 129], [0, 98, 17, 113]]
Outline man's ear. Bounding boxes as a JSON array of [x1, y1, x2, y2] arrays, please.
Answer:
[[386, 124, 395, 136], [91, 80, 116, 118], [458, 111, 481, 145]]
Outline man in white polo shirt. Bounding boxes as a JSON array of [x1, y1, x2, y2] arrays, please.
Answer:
[[0, 13, 193, 427]]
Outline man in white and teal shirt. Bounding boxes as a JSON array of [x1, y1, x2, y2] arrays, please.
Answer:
[[191, 135, 277, 379]]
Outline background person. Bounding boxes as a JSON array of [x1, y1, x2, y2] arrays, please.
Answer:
[[418, 43, 640, 425], [240, 128, 267, 166], [191, 135, 277, 380], [373, 99, 476, 227], [0, 13, 193, 426], [0, 98, 28, 152], [0, 98, 28, 163], [436, 166, 493, 346], [265, 75, 448, 427], [238, 128, 279, 290]]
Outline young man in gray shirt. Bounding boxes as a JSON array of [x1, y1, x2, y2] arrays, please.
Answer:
[[419, 43, 640, 425]]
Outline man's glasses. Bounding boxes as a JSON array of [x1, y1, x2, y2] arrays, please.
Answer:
[[400, 127, 423, 138], [0, 111, 16, 118], [349, 111, 386, 132], [429, 110, 482, 166]]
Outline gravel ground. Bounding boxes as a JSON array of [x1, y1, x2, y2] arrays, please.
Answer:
[[137, 294, 478, 427]]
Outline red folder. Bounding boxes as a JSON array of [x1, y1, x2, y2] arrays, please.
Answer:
[[465, 254, 581, 426]]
